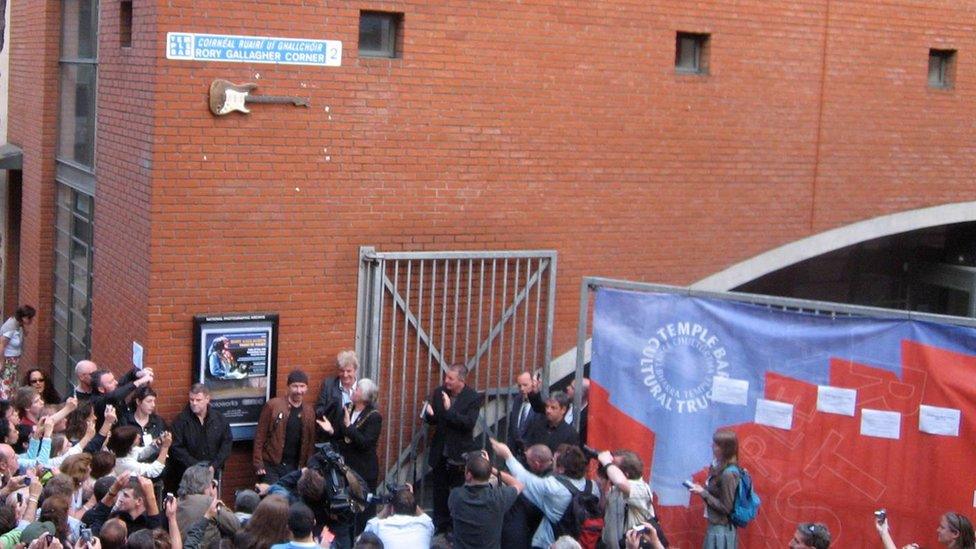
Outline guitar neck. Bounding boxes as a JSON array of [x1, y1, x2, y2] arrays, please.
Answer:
[[245, 95, 306, 105]]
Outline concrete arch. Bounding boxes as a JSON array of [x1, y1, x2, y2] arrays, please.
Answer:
[[551, 201, 976, 381], [692, 201, 976, 291]]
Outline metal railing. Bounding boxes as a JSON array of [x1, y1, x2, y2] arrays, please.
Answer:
[[355, 247, 557, 493]]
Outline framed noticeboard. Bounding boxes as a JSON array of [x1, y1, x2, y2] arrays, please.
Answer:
[[192, 313, 278, 440]]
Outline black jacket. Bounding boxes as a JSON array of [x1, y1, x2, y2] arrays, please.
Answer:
[[315, 376, 349, 436], [169, 405, 233, 471], [334, 404, 382, 488], [506, 392, 541, 457], [92, 368, 142, 430], [424, 384, 484, 466], [522, 414, 579, 453]]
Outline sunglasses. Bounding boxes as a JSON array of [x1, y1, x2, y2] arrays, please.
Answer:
[[29, 378, 44, 384]]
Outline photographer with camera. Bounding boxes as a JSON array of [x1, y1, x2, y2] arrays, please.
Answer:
[[362, 483, 433, 547], [259, 443, 367, 549], [422, 363, 484, 535]]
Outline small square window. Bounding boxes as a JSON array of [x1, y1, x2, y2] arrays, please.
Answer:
[[119, 0, 133, 48], [928, 49, 956, 89], [359, 11, 403, 58], [675, 32, 710, 75]]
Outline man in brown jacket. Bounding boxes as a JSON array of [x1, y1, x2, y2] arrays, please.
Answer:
[[254, 369, 317, 483]]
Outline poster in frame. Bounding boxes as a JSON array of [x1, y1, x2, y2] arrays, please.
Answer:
[[192, 313, 278, 440]]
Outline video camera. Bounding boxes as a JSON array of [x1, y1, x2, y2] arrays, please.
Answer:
[[309, 442, 354, 515], [366, 482, 409, 506]]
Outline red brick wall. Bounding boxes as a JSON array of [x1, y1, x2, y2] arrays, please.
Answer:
[[11, 0, 976, 489], [7, 0, 60, 369], [88, 0, 156, 372]]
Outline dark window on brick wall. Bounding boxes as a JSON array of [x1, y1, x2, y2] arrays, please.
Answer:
[[120, 0, 132, 47], [675, 32, 710, 74], [928, 49, 956, 89], [359, 11, 402, 58]]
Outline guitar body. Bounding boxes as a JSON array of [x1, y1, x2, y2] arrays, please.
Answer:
[[209, 80, 258, 115], [209, 79, 309, 116]]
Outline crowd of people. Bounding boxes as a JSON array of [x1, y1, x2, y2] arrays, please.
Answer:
[[0, 304, 969, 549]]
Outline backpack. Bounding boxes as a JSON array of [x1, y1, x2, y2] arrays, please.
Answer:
[[552, 476, 604, 549], [725, 465, 761, 527]]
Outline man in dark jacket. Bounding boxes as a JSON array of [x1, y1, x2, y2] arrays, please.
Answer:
[[315, 350, 359, 441], [167, 383, 232, 493], [422, 363, 484, 534], [522, 391, 578, 453], [254, 370, 317, 483], [448, 452, 519, 549], [91, 367, 154, 429], [507, 372, 541, 461]]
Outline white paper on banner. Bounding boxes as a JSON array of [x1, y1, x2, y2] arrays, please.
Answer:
[[919, 405, 961, 436], [711, 376, 749, 406], [132, 341, 144, 370], [816, 386, 857, 416], [860, 409, 901, 439], [755, 399, 794, 430]]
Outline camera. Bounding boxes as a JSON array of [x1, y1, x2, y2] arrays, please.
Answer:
[[581, 445, 600, 461], [875, 509, 887, 523], [309, 443, 353, 514], [367, 482, 408, 505], [80, 528, 93, 546], [164, 492, 175, 504], [682, 480, 694, 489]]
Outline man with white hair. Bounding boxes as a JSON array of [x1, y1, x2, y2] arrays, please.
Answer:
[[315, 350, 360, 441]]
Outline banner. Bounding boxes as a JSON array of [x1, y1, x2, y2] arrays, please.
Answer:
[[590, 288, 976, 548]]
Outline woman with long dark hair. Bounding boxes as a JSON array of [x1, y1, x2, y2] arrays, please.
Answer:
[[688, 429, 741, 549], [0, 305, 35, 400], [22, 368, 61, 405]]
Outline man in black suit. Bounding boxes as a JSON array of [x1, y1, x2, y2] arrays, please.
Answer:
[[315, 350, 359, 441], [422, 363, 483, 534], [507, 371, 541, 460]]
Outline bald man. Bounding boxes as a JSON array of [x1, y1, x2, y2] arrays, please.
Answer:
[[0, 444, 19, 477], [507, 372, 541, 460], [71, 360, 98, 401]]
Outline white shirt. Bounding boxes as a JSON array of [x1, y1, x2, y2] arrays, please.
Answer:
[[364, 513, 435, 548]]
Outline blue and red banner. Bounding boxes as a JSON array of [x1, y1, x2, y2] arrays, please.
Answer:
[[590, 288, 976, 548]]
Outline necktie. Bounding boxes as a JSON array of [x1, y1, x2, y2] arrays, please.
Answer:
[[519, 402, 530, 428]]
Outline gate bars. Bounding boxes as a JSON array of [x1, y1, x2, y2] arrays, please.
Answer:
[[356, 247, 557, 490]]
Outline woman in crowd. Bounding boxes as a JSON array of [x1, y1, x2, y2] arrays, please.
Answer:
[[234, 494, 291, 549], [598, 449, 656, 548], [688, 429, 741, 549], [124, 386, 167, 460], [877, 511, 975, 549], [107, 424, 172, 478], [318, 377, 382, 536], [13, 386, 44, 451], [0, 305, 35, 400], [59, 452, 94, 513], [22, 369, 62, 405]]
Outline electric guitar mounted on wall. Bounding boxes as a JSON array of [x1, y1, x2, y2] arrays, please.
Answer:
[[209, 79, 310, 116]]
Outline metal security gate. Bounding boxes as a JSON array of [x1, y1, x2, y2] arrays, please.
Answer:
[[355, 247, 557, 493]]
